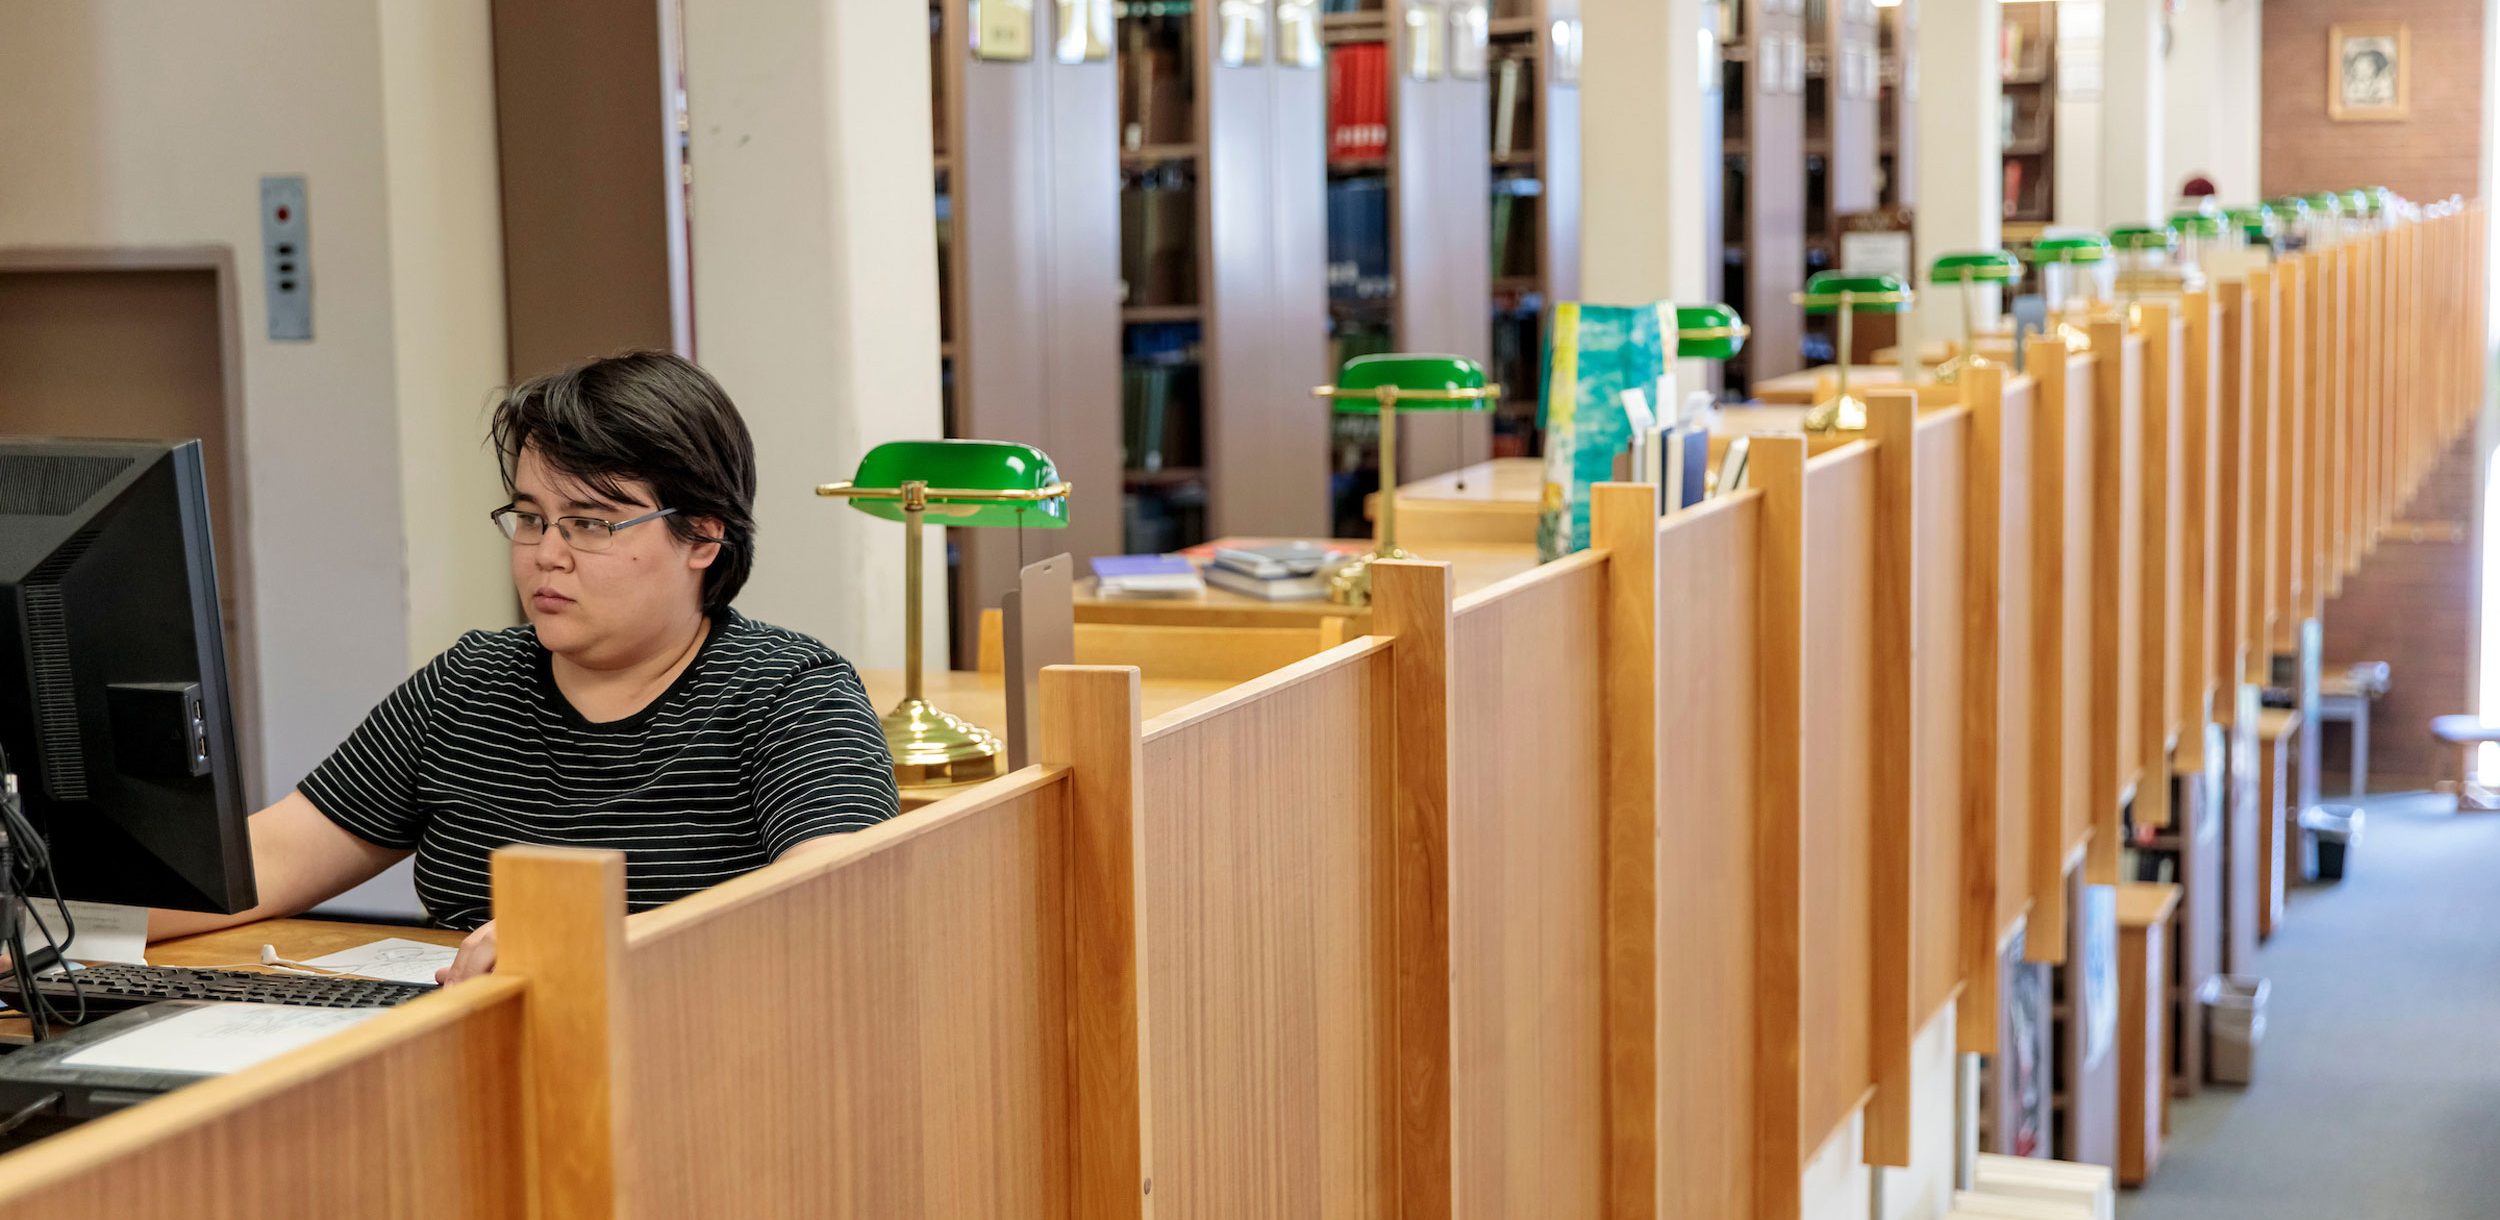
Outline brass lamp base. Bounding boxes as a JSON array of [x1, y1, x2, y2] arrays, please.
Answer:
[[881, 697, 1003, 789], [1326, 544, 1417, 606], [1803, 393, 1870, 434], [2054, 320, 2093, 353], [1932, 352, 1996, 386]]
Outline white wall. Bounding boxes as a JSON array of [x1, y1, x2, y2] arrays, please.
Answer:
[[0, 1, 418, 802], [1913, 0, 2004, 349], [379, 0, 515, 666], [2163, 0, 2262, 203], [1799, 1003, 1964, 1220], [682, 0, 944, 669], [2054, 0, 2107, 230], [1876, 1005, 1964, 1220]]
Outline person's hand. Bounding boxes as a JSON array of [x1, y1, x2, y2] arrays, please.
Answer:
[[437, 920, 498, 984]]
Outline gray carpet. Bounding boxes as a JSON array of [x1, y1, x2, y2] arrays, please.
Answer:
[[2119, 792, 2500, 1219]]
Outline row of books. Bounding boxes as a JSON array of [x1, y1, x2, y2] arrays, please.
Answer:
[[1490, 189, 1540, 280], [1121, 174, 1199, 308], [1093, 540, 1363, 601], [1326, 177, 1394, 301], [1122, 323, 1202, 476], [1118, 16, 1194, 150], [1491, 50, 1536, 159], [1327, 42, 1390, 163]]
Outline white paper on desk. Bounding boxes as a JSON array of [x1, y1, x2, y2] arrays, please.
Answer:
[[303, 937, 460, 985], [18, 900, 148, 965], [61, 1002, 388, 1076]]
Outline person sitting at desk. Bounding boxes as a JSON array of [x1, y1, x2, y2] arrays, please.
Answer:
[[145, 351, 901, 980]]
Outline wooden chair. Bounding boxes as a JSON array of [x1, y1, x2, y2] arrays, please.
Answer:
[[976, 608, 1351, 684]]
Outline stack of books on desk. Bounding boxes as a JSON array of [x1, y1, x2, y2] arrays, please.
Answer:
[[1091, 554, 1204, 598], [1185, 539, 1353, 601]]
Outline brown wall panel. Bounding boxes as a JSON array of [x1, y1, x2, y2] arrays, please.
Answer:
[[2261, 0, 2486, 202]]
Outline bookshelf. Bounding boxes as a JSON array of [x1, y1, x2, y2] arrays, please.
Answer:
[[2000, 2, 2056, 225], [1118, 1, 1332, 549], [931, 0, 1124, 660], [1720, 0, 1809, 390], [1876, 0, 1914, 210], [1484, 0, 1582, 458], [1802, 0, 1882, 365], [1323, 0, 1495, 536]]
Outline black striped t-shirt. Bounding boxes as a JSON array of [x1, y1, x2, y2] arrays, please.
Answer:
[[297, 610, 899, 929]]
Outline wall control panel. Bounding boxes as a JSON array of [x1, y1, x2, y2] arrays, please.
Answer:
[[259, 175, 312, 341]]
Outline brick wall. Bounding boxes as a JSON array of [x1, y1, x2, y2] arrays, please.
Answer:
[[2322, 432, 2484, 790], [2260, 0, 2486, 202]]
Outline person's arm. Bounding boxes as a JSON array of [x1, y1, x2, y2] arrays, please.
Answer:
[[146, 791, 410, 943]]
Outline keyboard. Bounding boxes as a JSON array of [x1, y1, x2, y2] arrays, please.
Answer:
[[1, 962, 439, 1023]]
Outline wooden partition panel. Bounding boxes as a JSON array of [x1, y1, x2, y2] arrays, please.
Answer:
[[1139, 642, 1400, 1215], [0, 980, 529, 1217], [1909, 406, 1973, 1024], [2271, 258, 2307, 654], [1433, 553, 1609, 1218], [2135, 305, 2183, 830], [1798, 444, 1878, 1165], [1644, 489, 1764, 1220], [2087, 323, 2144, 879], [1989, 371, 2040, 947], [1958, 366, 2031, 1057], [2027, 340, 2097, 964], [2306, 252, 2333, 622], [2211, 283, 2252, 722], [2178, 291, 2219, 766], [1752, 436, 1809, 1220], [620, 767, 1103, 1218], [2244, 268, 2282, 682]]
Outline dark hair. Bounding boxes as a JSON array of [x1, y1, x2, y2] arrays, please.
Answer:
[[488, 351, 758, 613]]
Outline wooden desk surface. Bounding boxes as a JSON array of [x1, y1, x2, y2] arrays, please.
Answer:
[[861, 668, 1236, 806], [1072, 541, 1543, 629], [1364, 457, 1543, 510], [2116, 881, 2182, 928], [1750, 365, 1912, 405], [0, 919, 467, 1046], [2256, 708, 2303, 743]]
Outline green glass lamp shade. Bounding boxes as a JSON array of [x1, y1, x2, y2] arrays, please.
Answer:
[[2344, 189, 2375, 217], [2029, 234, 2112, 266], [2179, 197, 2222, 217], [1675, 304, 1749, 360], [833, 439, 1071, 528], [2306, 192, 2345, 217], [2110, 225, 2178, 252], [1792, 271, 1913, 314], [2267, 196, 2312, 221], [2170, 212, 2226, 239], [1931, 250, 2021, 285], [1317, 352, 1499, 415], [2226, 205, 2276, 240]]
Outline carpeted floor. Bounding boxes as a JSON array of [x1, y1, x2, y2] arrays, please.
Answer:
[[2119, 792, 2500, 1219]]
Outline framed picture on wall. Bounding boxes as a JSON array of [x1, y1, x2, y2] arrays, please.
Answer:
[[2328, 21, 2409, 122]]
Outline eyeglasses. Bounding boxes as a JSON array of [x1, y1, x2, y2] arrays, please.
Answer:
[[489, 504, 678, 553]]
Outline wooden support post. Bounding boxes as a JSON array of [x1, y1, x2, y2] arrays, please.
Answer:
[[1865, 391, 1918, 1168], [1036, 665, 1153, 1218], [2027, 337, 2075, 965], [493, 845, 627, 1220], [1590, 482, 1661, 1220], [1752, 436, 1809, 1220], [1372, 560, 1458, 1220], [2178, 290, 2217, 769], [2271, 258, 2304, 656], [2242, 266, 2276, 690], [1959, 363, 2007, 1056], [2087, 317, 2138, 886], [2135, 301, 2177, 831]]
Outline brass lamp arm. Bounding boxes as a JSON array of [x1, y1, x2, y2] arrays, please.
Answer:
[[1309, 385, 1505, 404], [814, 481, 1074, 502]]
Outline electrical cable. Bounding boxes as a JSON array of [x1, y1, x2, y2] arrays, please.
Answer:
[[0, 1092, 59, 1141]]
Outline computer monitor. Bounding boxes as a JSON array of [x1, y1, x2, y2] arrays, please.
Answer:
[[0, 437, 255, 914]]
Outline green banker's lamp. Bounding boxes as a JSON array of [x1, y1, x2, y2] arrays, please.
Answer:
[[1929, 251, 2020, 385], [816, 439, 1070, 790], [1676, 302, 1751, 361], [2267, 196, 2312, 249], [2306, 191, 2346, 245], [2170, 210, 2226, 274], [2227, 204, 2277, 249], [2028, 233, 2112, 352], [2109, 224, 2179, 322], [1312, 353, 1500, 606], [1793, 272, 1913, 433]]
